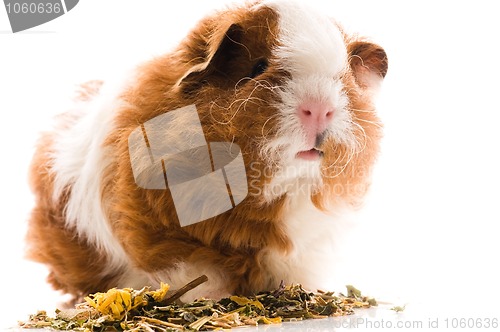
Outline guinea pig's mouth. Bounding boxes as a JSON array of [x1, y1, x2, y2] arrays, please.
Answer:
[[296, 148, 324, 161]]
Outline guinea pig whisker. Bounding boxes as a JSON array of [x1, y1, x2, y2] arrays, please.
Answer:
[[324, 152, 354, 179], [349, 120, 368, 154], [352, 116, 383, 128], [350, 107, 376, 113], [234, 77, 276, 92], [260, 113, 281, 138], [322, 148, 344, 171], [254, 79, 284, 93], [210, 77, 270, 125], [321, 143, 357, 179], [209, 95, 262, 125], [235, 77, 254, 89]]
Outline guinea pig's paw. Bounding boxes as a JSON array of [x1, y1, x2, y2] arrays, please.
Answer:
[[156, 262, 232, 302]]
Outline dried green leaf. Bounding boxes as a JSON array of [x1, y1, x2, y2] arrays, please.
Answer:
[[390, 304, 406, 312], [346, 285, 362, 298], [20, 278, 378, 331]]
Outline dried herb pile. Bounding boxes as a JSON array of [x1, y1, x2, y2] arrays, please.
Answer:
[[20, 276, 376, 331]]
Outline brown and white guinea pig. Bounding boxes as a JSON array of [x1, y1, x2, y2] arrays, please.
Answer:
[[27, 0, 387, 302]]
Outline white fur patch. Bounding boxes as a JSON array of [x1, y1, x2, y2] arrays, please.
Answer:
[[117, 266, 154, 290], [261, 159, 322, 203], [262, 192, 353, 291], [50, 77, 133, 272], [258, 0, 355, 202], [265, 0, 348, 78]]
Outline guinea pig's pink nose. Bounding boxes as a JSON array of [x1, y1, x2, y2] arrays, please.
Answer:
[[298, 102, 334, 146]]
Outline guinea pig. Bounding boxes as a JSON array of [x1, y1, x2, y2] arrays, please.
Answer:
[[27, 0, 388, 302]]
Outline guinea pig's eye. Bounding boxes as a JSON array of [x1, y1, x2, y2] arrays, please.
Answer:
[[249, 59, 268, 79]]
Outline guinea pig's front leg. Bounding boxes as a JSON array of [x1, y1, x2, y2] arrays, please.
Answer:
[[151, 248, 242, 302], [113, 222, 242, 302]]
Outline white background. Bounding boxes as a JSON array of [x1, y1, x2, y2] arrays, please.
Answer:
[[1, 0, 499, 329]]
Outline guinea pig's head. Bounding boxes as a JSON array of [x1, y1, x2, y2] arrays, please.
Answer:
[[129, 0, 388, 214]]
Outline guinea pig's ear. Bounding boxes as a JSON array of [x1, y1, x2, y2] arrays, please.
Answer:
[[348, 41, 388, 94], [176, 23, 244, 94]]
